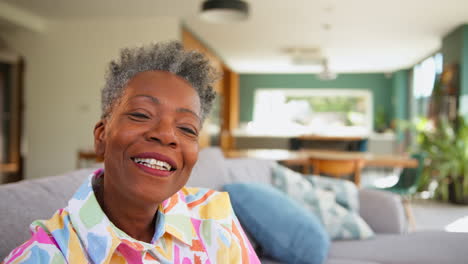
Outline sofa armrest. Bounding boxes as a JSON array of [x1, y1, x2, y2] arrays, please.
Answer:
[[358, 189, 406, 234]]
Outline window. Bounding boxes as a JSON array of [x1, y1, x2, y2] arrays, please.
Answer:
[[411, 53, 443, 118], [246, 88, 373, 136]]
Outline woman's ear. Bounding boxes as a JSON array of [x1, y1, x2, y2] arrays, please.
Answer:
[[94, 120, 106, 158]]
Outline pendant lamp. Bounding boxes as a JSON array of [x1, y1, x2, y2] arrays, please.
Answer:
[[200, 0, 249, 22]]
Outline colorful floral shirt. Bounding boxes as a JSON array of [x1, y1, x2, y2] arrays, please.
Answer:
[[3, 169, 260, 264]]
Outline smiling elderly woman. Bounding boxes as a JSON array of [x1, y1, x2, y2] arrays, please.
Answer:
[[3, 42, 260, 264]]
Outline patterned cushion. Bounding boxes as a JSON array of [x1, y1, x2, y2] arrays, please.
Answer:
[[306, 174, 359, 212], [272, 164, 374, 240]]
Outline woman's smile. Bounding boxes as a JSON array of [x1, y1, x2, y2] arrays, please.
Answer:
[[131, 151, 177, 177]]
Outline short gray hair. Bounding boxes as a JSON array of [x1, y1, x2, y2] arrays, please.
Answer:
[[101, 41, 218, 121]]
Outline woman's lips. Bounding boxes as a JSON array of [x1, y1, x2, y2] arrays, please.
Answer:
[[131, 152, 177, 178], [133, 161, 173, 177], [132, 152, 177, 169]]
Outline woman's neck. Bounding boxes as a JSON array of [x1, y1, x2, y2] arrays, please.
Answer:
[[94, 176, 158, 243]]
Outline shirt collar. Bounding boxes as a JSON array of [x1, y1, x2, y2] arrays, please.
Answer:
[[160, 189, 194, 246], [67, 169, 194, 264]]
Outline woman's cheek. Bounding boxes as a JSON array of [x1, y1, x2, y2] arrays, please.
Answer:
[[186, 146, 199, 170]]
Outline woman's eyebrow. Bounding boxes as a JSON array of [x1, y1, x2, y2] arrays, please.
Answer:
[[130, 94, 201, 123], [130, 94, 160, 104], [177, 108, 201, 124]]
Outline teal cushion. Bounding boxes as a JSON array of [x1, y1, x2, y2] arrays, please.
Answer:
[[224, 183, 330, 264], [272, 164, 375, 240]]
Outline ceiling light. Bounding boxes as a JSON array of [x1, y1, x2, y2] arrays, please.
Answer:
[[317, 58, 337, 80], [200, 0, 249, 23]]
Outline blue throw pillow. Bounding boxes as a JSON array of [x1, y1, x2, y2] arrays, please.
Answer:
[[223, 183, 330, 264]]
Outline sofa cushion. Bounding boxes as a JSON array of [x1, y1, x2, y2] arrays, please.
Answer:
[[272, 164, 374, 240], [262, 258, 381, 264], [262, 257, 381, 264], [326, 260, 381, 264], [329, 231, 468, 264], [224, 183, 330, 264]]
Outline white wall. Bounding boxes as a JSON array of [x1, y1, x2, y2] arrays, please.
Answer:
[[2, 17, 180, 179]]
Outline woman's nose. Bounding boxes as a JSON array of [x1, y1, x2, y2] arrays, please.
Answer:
[[145, 118, 178, 147]]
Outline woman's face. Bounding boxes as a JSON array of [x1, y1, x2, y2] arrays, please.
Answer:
[[94, 70, 201, 205]]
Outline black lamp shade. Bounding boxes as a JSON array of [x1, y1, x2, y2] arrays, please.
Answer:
[[201, 0, 249, 22]]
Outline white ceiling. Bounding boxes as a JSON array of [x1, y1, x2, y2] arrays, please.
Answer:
[[2, 0, 468, 73]]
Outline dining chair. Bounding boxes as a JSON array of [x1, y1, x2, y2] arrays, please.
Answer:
[[373, 153, 425, 230], [305, 158, 365, 186]]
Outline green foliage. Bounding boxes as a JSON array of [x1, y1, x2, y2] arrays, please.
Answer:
[[286, 96, 363, 113], [374, 106, 387, 131], [285, 95, 366, 127], [412, 116, 468, 202]]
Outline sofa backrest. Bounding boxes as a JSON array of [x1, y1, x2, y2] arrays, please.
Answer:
[[0, 168, 95, 259], [186, 147, 231, 190], [224, 158, 276, 185], [0, 147, 407, 259], [187, 147, 276, 190]]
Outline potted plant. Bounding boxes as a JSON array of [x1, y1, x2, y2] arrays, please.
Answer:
[[374, 106, 387, 133], [415, 116, 468, 204]]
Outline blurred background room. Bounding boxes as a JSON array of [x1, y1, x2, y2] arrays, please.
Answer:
[[1, 0, 468, 232]]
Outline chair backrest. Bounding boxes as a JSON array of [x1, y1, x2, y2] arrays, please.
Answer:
[[307, 158, 364, 186], [393, 153, 425, 194]]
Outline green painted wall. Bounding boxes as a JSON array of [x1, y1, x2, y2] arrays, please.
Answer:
[[462, 25, 468, 96], [442, 26, 464, 66], [392, 70, 410, 141], [239, 73, 394, 128], [392, 70, 409, 121]]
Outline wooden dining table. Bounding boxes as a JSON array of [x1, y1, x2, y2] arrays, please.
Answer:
[[224, 148, 418, 168]]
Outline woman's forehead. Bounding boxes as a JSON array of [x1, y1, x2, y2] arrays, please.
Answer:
[[119, 72, 201, 112], [126, 70, 193, 89]]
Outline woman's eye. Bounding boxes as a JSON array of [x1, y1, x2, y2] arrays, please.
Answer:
[[128, 112, 149, 120], [179, 126, 197, 136]]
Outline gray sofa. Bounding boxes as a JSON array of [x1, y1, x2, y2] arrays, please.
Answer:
[[1, 147, 467, 263]]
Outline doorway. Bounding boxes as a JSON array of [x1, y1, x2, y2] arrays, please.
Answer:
[[0, 55, 24, 183]]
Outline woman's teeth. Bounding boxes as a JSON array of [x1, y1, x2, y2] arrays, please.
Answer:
[[133, 158, 172, 171]]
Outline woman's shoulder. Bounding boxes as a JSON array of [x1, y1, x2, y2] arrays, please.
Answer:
[[3, 211, 66, 263], [3, 208, 87, 264]]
